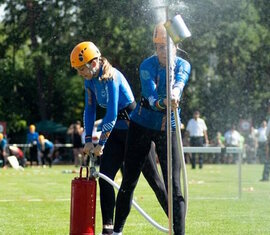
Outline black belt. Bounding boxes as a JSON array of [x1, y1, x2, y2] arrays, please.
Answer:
[[117, 101, 136, 121], [140, 97, 151, 109]]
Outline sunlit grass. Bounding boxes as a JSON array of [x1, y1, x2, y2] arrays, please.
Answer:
[[0, 164, 269, 234]]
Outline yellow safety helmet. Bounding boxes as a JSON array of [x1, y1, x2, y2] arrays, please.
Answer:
[[70, 41, 101, 68], [153, 22, 167, 44], [38, 135, 45, 142], [29, 124, 35, 132], [0, 133, 3, 141]]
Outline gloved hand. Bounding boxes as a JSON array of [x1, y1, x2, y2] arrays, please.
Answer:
[[171, 88, 180, 109], [83, 142, 94, 155], [171, 99, 179, 109], [162, 97, 179, 109], [93, 144, 104, 157]]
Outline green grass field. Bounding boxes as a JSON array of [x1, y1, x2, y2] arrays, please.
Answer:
[[0, 164, 270, 235]]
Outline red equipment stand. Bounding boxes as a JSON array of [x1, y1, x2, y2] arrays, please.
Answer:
[[70, 166, 97, 235]]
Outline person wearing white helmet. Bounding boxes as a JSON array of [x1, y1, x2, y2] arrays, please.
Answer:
[[70, 41, 168, 235], [113, 23, 191, 235]]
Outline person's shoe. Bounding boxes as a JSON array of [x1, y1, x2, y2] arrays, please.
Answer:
[[259, 178, 269, 182], [102, 225, 113, 235]]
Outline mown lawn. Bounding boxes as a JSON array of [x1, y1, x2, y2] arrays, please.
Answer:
[[0, 164, 269, 235]]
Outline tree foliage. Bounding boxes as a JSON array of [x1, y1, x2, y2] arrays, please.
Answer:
[[0, 0, 269, 139]]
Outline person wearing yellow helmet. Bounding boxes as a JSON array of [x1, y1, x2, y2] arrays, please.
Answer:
[[0, 133, 7, 168], [26, 124, 40, 166], [71, 41, 168, 235], [113, 23, 191, 235]]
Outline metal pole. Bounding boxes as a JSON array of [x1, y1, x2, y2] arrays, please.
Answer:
[[165, 6, 173, 235]]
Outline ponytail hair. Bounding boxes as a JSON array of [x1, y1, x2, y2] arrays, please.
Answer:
[[100, 57, 115, 81]]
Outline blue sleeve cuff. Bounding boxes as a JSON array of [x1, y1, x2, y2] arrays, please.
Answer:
[[85, 135, 92, 143], [98, 132, 111, 146], [155, 99, 166, 111]]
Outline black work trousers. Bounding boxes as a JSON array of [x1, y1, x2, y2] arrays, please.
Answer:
[[41, 148, 52, 167], [114, 121, 185, 235], [190, 136, 204, 169], [30, 145, 39, 166], [99, 128, 167, 226], [262, 142, 270, 181]]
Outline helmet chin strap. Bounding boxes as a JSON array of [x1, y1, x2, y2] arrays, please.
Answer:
[[86, 57, 100, 77]]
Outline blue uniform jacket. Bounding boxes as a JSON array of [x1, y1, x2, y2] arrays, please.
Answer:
[[37, 140, 54, 152], [84, 67, 134, 146], [26, 132, 39, 145], [0, 138, 7, 151], [131, 55, 191, 131]]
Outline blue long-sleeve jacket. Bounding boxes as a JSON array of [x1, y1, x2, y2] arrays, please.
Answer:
[[26, 132, 39, 145], [84, 67, 134, 146], [0, 138, 7, 152], [131, 55, 191, 131], [37, 140, 54, 152]]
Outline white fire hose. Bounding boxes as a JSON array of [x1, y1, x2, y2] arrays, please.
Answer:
[[92, 171, 169, 233], [89, 155, 169, 232], [173, 108, 189, 217]]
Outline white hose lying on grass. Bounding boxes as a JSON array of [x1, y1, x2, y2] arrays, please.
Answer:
[[94, 171, 169, 233]]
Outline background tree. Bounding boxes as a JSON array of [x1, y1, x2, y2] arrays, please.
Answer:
[[0, 0, 269, 141]]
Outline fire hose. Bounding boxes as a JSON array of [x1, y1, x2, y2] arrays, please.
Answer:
[[173, 108, 188, 217], [93, 171, 169, 233], [89, 108, 188, 233]]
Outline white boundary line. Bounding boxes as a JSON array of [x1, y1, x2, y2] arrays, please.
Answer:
[[190, 197, 238, 200], [0, 198, 70, 202]]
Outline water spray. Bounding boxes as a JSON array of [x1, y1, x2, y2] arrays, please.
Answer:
[[164, 12, 191, 219], [153, 2, 191, 234], [166, 12, 191, 218]]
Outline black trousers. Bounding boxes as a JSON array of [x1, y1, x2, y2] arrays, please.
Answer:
[[190, 136, 204, 169], [114, 121, 185, 235], [99, 128, 167, 226], [29, 145, 38, 166], [0, 150, 6, 167], [257, 142, 267, 164], [262, 142, 270, 180], [41, 148, 52, 167]]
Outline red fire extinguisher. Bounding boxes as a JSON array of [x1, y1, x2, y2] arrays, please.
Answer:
[[70, 166, 97, 235]]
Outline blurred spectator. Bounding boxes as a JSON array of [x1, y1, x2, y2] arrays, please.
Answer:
[[51, 139, 64, 164], [186, 110, 209, 169], [256, 120, 268, 164], [245, 126, 258, 164], [26, 124, 40, 166], [212, 131, 225, 163], [8, 146, 26, 167], [182, 130, 191, 164], [67, 121, 84, 167], [260, 103, 270, 182], [224, 124, 242, 163], [0, 133, 7, 168], [38, 135, 54, 168]]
